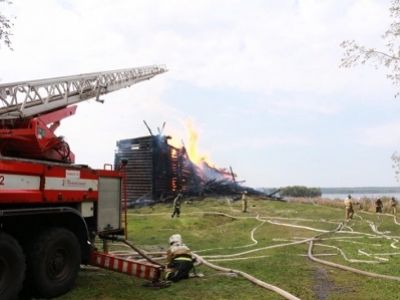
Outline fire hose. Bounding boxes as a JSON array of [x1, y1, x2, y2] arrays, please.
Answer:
[[194, 212, 400, 297], [193, 253, 301, 300], [305, 215, 400, 281], [191, 212, 319, 300], [127, 209, 400, 298], [99, 235, 164, 268], [190, 216, 340, 300], [307, 239, 400, 281]]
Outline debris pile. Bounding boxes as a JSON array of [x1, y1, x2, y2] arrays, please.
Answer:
[[115, 134, 273, 206]]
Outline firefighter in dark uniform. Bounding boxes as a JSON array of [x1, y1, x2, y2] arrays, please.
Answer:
[[171, 192, 183, 218], [165, 234, 194, 282], [375, 198, 383, 213]]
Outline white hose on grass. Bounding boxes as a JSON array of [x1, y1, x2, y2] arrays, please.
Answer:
[[326, 239, 382, 247], [127, 210, 304, 299], [366, 220, 391, 235], [359, 251, 400, 256], [264, 220, 329, 233], [342, 225, 354, 232], [357, 250, 389, 262], [128, 206, 400, 297], [307, 240, 400, 281], [201, 237, 314, 259], [313, 243, 381, 264], [193, 253, 301, 300], [207, 255, 270, 262]]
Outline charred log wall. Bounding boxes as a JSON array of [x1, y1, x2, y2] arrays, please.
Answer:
[[115, 135, 178, 204]]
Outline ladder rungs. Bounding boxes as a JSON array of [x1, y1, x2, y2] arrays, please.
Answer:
[[0, 65, 167, 119]]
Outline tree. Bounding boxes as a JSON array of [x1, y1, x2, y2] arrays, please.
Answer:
[[0, 0, 13, 49], [391, 151, 400, 182], [341, 0, 400, 181], [340, 0, 400, 96]]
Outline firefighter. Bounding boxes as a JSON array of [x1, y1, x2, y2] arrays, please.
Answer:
[[171, 192, 183, 218], [391, 197, 397, 215], [344, 194, 354, 221], [241, 190, 248, 212], [164, 234, 194, 282], [375, 198, 383, 213]]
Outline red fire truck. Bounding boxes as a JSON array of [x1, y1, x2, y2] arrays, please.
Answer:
[[0, 65, 167, 299]]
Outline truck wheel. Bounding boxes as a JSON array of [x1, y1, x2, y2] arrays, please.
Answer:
[[27, 228, 81, 298], [0, 233, 26, 300]]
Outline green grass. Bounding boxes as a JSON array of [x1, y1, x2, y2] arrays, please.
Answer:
[[58, 197, 400, 300]]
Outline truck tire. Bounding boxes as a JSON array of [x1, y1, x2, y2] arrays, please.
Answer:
[[26, 227, 81, 298], [0, 232, 26, 300]]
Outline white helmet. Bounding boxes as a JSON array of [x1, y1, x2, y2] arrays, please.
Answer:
[[169, 234, 182, 245]]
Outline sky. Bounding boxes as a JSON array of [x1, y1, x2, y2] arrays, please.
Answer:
[[1, 0, 399, 188]]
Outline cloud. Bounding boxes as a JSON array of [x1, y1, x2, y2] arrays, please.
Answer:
[[254, 96, 342, 116], [5, 0, 389, 93], [358, 121, 400, 148], [0, 0, 396, 187], [225, 134, 313, 151]]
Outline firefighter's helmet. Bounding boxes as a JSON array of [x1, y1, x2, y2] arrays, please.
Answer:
[[169, 234, 182, 245]]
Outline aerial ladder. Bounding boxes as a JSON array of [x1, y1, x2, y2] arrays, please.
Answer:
[[0, 65, 168, 299], [0, 65, 167, 162]]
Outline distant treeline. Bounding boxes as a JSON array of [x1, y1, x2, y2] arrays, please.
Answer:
[[320, 187, 400, 194], [276, 186, 321, 198], [260, 186, 400, 197]]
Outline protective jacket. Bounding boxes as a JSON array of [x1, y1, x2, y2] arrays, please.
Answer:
[[165, 243, 193, 282]]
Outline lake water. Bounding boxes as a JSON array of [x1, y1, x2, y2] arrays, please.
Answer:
[[322, 193, 400, 200]]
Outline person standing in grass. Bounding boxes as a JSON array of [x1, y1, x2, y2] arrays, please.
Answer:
[[241, 190, 248, 213], [375, 198, 383, 213], [344, 194, 354, 221], [390, 197, 397, 215], [171, 192, 183, 218]]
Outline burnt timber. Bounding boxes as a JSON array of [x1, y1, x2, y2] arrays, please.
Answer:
[[114, 135, 269, 206]]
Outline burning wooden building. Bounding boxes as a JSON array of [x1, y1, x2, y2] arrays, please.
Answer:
[[114, 134, 264, 206]]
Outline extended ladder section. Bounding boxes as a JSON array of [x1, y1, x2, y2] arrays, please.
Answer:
[[0, 65, 167, 119], [0, 65, 167, 163]]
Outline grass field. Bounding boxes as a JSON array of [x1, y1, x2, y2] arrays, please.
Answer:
[[58, 197, 400, 300]]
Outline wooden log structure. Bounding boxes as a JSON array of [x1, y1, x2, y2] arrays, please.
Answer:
[[115, 134, 272, 206]]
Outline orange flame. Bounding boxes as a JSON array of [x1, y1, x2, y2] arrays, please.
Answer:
[[186, 121, 211, 166]]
